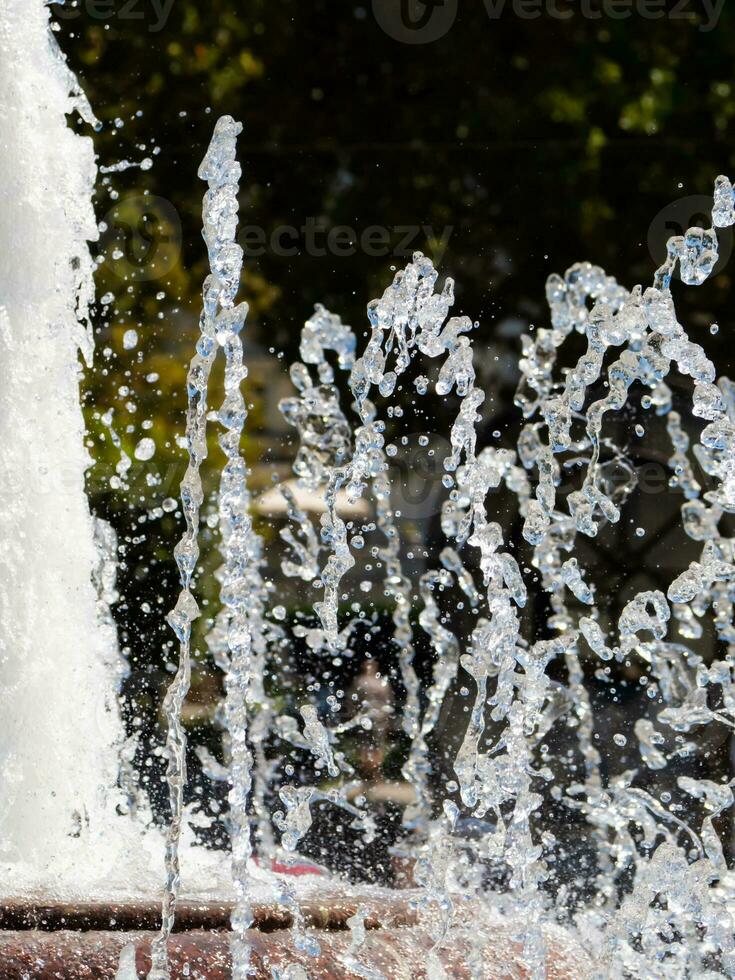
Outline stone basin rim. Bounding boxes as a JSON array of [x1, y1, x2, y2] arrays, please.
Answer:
[[0, 895, 418, 934]]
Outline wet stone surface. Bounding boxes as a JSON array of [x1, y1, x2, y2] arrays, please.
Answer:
[[0, 925, 587, 979]]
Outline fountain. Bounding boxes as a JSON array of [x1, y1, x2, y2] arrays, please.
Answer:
[[0, 0, 134, 890], [2, 2, 735, 978]]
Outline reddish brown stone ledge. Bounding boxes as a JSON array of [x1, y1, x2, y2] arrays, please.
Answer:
[[0, 926, 588, 979]]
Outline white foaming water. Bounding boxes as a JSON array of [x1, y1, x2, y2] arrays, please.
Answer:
[[0, 0, 129, 890], [0, 0, 239, 905]]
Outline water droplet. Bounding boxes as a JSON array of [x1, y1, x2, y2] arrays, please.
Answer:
[[134, 437, 155, 461]]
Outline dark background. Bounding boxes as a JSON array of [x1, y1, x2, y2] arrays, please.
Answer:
[[53, 0, 735, 881]]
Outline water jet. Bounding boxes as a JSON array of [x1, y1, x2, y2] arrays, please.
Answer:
[[2, 3, 735, 978]]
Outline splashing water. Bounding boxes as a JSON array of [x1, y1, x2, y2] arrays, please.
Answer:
[[5, 5, 735, 975], [189, 126, 733, 972], [0, 1, 247, 910], [149, 115, 278, 979]]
